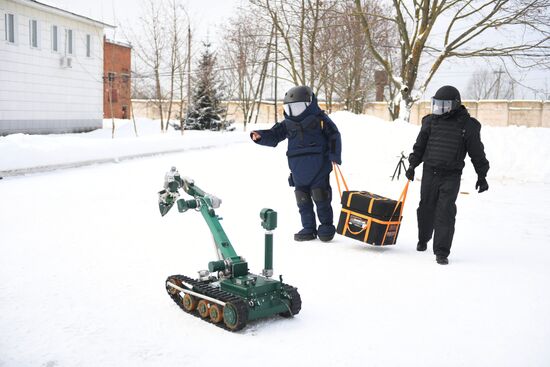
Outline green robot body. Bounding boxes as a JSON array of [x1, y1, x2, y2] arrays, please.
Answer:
[[158, 167, 301, 331]]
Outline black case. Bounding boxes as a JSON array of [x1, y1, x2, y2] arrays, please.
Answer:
[[336, 190, 403, 246]]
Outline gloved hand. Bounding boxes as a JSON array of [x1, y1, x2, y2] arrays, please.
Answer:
[[405, 167, 415, 181], [250, 131, 261, 141], [476, 176, 489, 193]]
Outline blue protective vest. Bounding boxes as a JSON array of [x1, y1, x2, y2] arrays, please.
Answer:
[[283, 111, 331, 187]]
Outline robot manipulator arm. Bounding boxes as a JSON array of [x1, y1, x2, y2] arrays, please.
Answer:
[[158, 167, 222, 216], [158, 166, 184, 216]]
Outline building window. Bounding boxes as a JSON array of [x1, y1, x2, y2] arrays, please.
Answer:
[[86, 34, 91, 57], [52, 25, 58, 51], [109, 89, 118, 103], [5, 13, 15, 43], [121, 73, 130, 83], [29, 19, 38, 48], [66, 29, 73, 54]]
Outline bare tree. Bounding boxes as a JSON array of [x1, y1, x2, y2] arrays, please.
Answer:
[[176, 18, 191, 134], [251, 0, 339, 93], [176, 44, 187, 133], [354, 0, 550, 120], [131, 0, 169, 131], [131, 69, 155, 99], [313, 4, 344, 112], [248, 0, 396, 114], [220, 9, 269, 129], [164, 0, 181, 130], [328, 1, 393, 113], [466, 68, 515, 99]]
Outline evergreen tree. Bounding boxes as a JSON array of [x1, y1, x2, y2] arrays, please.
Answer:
[[185, 43, 228, 131]]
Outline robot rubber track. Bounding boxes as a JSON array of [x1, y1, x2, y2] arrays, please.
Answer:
[[165, 274, 301, 331]]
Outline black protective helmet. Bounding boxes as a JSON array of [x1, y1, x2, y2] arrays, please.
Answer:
[[432, 85, 461, 115], [284, 86, 313, 104], [283, 86, 313, 117]]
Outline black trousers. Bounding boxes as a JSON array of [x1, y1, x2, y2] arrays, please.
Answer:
[[417, 166, 461, 257]]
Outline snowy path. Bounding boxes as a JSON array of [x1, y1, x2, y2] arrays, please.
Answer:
[[1, 135, 549, 367]]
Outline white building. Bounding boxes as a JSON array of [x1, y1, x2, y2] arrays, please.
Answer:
[[0, 0, 114, 135]]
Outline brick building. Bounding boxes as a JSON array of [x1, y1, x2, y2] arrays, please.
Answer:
[[103, 37, 131, 119]]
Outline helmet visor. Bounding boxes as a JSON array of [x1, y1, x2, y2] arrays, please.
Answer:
[[431, 98, 454, 115], [283, 102, 310, 117]]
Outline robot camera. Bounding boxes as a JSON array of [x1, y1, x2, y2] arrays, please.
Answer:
[[260, 208, 277, 231]]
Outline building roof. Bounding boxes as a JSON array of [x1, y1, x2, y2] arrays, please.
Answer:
[[105, 38, 132, 49], [11, 0, 116, 29]]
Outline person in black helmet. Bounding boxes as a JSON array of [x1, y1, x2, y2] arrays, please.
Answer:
[[250, 86, 342, 242], [405, 85, 489, 265]]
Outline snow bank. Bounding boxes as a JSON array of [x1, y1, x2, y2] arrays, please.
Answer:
[[331, 111, 550, 184], [1, 113, 549, 183], [0, 119, 248, 173]]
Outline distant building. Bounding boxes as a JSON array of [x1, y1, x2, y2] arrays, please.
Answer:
[[103, 37, 131, 119], [0, 0, 114, 135]]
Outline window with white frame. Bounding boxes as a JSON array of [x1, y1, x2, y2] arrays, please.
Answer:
[[66, 28, 73, 54], [86, 34, 91, 57], [4, 13, 15, 43], [52, 24, 58, 51], [29, 19, 38, 48]]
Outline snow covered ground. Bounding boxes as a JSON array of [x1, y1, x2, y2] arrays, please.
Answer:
[[1, 113, 549, 367], [0, 119, 248, 174]]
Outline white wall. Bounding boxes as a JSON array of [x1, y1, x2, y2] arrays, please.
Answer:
[[0, 0, 104, 134]]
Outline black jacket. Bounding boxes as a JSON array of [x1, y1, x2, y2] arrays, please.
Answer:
[[408, 106, 489, 177]]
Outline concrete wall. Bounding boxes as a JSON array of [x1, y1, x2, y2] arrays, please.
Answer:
[[217, 100, 348, 126], [0, 0, 105, 135], [132, 99, 550, 128], [508, 100, 543, 127], [364, 102, 392, 122], [408, 100, 549, 127], [543, 101, 550, 128], [132, 99, 348, 126]]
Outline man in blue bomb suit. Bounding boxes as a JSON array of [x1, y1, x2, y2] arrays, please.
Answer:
[[251, 86, 342, 242]]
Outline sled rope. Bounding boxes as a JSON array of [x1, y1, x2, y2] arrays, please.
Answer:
[[333, 163, 349, 199], [381, 180, 410, 245]]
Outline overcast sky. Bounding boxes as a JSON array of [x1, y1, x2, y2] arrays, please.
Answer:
[[41, 0, 549, 100]]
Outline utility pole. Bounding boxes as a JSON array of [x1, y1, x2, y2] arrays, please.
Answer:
[[108, 72, 115, 139], [187, 23, 192, 116], [252, 23, 275, 125], [274, 13, 278, 124], [494, 67, 505, 99]]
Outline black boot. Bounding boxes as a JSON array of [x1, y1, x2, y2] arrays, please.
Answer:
[[317, 224, 335, 242], [294, 229, 317, 242], [417, 241, 427, 251], [436, 255, 449, 265], [318, 233, 334, 242]]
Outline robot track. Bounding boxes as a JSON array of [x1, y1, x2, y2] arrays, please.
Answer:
[[165, 274, 249, 331], [165, 275, 301, 331]]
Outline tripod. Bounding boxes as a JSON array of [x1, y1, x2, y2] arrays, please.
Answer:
[[391, 152, 408, 181]]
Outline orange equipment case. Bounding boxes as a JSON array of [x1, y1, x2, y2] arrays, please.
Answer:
[[333, 164, 409, 246]]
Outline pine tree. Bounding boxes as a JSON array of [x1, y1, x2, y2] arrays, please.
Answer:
[[185, 43, 228, 131]]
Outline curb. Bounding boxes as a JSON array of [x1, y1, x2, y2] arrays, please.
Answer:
[[0, 142, 243, 178]]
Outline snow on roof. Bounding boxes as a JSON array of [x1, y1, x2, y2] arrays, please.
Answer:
[[104, 38, 132, 49]]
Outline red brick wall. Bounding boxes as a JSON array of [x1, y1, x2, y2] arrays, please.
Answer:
[[103, 38, 132, 119]]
